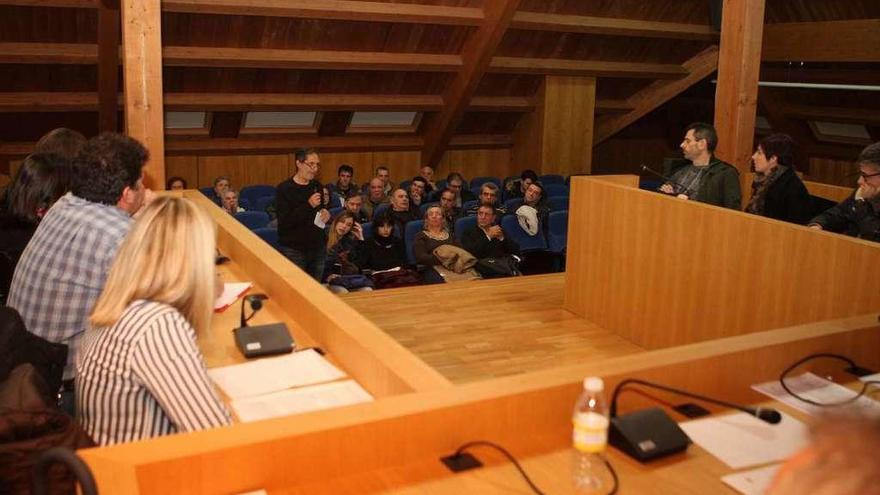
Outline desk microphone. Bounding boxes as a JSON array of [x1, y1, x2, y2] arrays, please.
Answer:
[[239, 293, 269, 328], [608, 378, 781, 462], [234, 293, 294, 358]]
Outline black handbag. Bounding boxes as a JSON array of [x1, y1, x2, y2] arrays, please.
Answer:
[[474, 255, 521, 278]]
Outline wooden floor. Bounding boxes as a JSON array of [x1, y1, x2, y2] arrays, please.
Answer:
[[342, 274, 644, 384]]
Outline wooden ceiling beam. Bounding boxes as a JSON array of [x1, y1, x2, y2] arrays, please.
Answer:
[[97, 0, 119, 132], [467, 96, 533, 112], [763, 20, 880, 63], [594, 99, 634, 114], [421, 0, 522, 168], [780, 103, 880, 126], [0, 0, 484, 26], [593, 45, 720, 145], [0, 42, 96, 63], [448, 134, 512, 149], [510, 11, 718, 41], [488, 57, 688, 79]]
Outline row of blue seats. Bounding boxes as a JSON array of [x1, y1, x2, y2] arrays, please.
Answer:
[[247, 210, 569, 268]]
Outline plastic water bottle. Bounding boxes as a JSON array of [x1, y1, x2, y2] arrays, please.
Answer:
[[572, 376, 610, 494]]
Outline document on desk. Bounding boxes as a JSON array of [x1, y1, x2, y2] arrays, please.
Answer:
[[752, 372, 880, 418], [231, 380, 373, 423], [214, 282, 252, 311], [720, 464, 781, 495], [678, 411, 808, 469], [208, 350, 345, 399]]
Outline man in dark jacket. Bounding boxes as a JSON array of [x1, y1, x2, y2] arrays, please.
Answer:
[[461, 205, 520, 260], [276, 148, 330, 280], [660, 122, 741, 209], [809, 142, 880, 242]]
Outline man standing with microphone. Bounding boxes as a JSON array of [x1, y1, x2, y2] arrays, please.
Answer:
[[276, 148, 331, 281]]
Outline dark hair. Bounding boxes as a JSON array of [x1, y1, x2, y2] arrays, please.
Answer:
[[338, 164, 353, 175], [376, 165, 389, 173], [446, 172, 465, 184], [440, 187, 456, 198], [213, 176, 228, 187], [373, 211, 394, 231], [71, 133, 148, 206], [685, 122, 718, 151], [858, 142, 880, 168], [5, 153, 72, 223], [411, 176, 427, 186], [477, 204, 497, 216], [759, 133, 797, 168], [294, 148, 319, 162], [520, 169, 539, 182], [166, 176, 187, 189], [34, 128, 87, 161], [527, 181, 545, 203]]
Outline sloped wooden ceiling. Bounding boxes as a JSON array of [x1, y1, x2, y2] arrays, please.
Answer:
[[0, 0, 876, 167]]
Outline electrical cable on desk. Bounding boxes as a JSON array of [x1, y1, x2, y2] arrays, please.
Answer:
[[779, 353, 880, 407], [448, 440, 619, 495]]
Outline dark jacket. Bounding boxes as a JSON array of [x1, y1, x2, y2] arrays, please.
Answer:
[[460, 225, 520, 259], [322, 234, 365, 281], [362, 234, 406, 271], [276, 178, 325, 250], [810, 193, 880, 242], [0, 211, 37, 303], [751, 167, 813, 225], [665, 156, 741, 209]]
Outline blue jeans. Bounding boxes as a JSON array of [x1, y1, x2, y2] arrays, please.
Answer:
[[281, 245, 326, 281]]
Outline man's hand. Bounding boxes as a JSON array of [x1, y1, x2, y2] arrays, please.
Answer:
[[859, 182, 880, 201], [488, 225, 504, 239], [676, 193, 690, 200], [808, 224, 823, 230], [659, 184, 675, 194], [352, 222, 364, 241], [308, 192, 322, 208], [319, 208, 331, 224]]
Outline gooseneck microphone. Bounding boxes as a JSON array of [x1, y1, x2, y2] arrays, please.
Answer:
[[607, 378, 781, 462], [239, 293, 269, 328], [640, 164, 687, 194]]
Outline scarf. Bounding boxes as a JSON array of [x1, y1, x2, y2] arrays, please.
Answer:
[[746, 165, 787, 215]]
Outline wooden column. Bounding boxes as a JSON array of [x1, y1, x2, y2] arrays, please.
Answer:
[[512, 75, 596, 174], [121, 0, 165, 188], [713, 0, 766, 200], [97, 0, 120, 133]]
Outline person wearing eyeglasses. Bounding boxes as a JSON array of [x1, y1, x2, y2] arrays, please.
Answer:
[[808, 142, 880, 242]]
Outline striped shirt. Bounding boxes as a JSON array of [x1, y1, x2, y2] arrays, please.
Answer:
[[7, 192, 133, 380], [75, 300, 232, 446]]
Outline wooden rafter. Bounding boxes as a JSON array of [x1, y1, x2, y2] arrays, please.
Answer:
[[510, 11, 718, 41], [420, 0, 521, 168], [780, 104, 880, 126], [593, 45, 719, 145], [467, 96, 533, 112], [488, 57, 687, 79], [97, 0, 119, 133], [0, 42, 96, 63], [594, 99, 633, 114], [0, 0, 484, 25], [763, 20, 880, 63]]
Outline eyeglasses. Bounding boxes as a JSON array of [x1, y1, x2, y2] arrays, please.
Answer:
[[858, 170, 880, 180], [302, 161, 319, 168]]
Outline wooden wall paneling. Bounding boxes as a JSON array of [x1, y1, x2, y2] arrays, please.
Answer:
[[164, 155, 198, 190], [120, 0, 164, 189], [805, 157, 860, 188], [370, 150, 422, 188], [713, 0, 765, 202], [564, 177, 880, 349], [762, 20, 880, 63], [437, 148, 512, 180], [803, 180, 854, 203], [78, 315, 880, 493], [197, 154, 290, 189], [315, 151, 374, 186]]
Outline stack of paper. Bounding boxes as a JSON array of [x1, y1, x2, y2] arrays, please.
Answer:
[[232, 380, 373, 423], [214, 282, 252, 311], [752, 372, 880, 417]]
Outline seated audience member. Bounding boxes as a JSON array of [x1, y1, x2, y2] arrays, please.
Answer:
[[0, 153, 73, 302], [276, 148, 329, 281], [519, 181, 550, 233], [765, 415, 880, 495], [328, 164, 358, 200], [322, 185, 343, 208], [76, 197, 231, 446], [461, 205, 520, 261], [8, 133, 151, 411], [166, 176, 187, 191], [323, 211, 370, 293], [420, 165, 437, 193], [222, 189, 245, 214], [205, 176, 230, 207], [809, 142, 880, 242], [659, 122, 741, 209], [413, 205, 459, 284], [388, 188, 418, 232], [466, 182, 506, 216], [442, 172, 475, 207], [344, 194, 369, 224], [362, 177, 389, 219], [505, 169, 539, 200], [744, 133, 812, 224], [438, 188, 462, 236], [362, 213, 406, 271], [376, 165, 395, 196], [408, 176, 429, 213], [33, 127, 87, 160]]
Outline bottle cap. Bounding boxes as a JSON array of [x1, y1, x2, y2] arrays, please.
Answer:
[[583, 377, 604, 392]]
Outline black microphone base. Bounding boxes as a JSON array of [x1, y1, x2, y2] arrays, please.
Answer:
[[609, 407, 691, 462], [234, 323, 295, 358]]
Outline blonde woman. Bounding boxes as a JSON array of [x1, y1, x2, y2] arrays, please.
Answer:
[[75, 196, 231, 446]]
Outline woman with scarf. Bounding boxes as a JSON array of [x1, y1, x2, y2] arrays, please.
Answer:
[[744, 133, 812, 224]]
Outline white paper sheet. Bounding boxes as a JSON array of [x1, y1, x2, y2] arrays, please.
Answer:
[[752, 372, 880, 417], [214, 282, 252, 311], [678, 411, 808, 469], [208, 349, 345, 399], [314, 211, 326, 229], [721, 464, 781, 495], [232, 380, 373, 423], [860, 372, 880, 383]]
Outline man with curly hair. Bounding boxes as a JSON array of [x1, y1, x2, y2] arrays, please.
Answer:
[[8, 132, 152, 412]]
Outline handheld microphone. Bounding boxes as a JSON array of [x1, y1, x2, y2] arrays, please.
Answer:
[[608, 378, 781, 462]]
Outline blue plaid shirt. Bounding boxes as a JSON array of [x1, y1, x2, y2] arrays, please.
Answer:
[[8, 193, 133, 380]]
